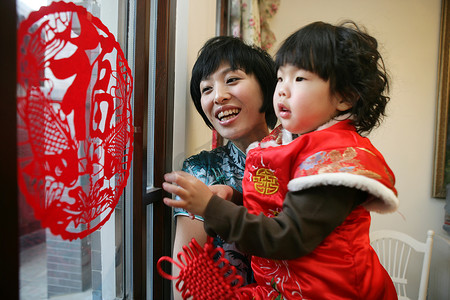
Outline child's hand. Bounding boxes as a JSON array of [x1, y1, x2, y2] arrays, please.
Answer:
[[209, 185, 234, 201], [162, 171, 213, 217]]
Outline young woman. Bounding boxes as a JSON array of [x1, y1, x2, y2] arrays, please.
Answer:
[[171, 36, 277, 299]]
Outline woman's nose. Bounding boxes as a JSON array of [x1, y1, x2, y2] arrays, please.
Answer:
[[214, 85, 230, 104]]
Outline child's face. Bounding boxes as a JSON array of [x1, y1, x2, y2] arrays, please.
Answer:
[[199, 62, 268, 145], [274, 64, 351, 135]]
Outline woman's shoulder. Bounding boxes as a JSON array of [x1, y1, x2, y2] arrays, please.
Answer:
[[183, 144, 230, 167], [183, 142, 244, 172], [182, 142, 245, 187]]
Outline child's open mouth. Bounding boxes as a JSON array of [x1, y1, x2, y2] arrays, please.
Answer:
[[278, 103, 290, 117]]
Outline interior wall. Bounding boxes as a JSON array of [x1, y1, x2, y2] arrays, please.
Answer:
[[173, 0, 217, 172], [173, 0, 215, 172], [174, 0, 450, 298]]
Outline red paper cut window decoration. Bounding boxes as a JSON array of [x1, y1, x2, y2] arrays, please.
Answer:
[[17, 1, 134, 241]]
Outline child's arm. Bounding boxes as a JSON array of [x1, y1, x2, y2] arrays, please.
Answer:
[[163, 172, 243, 216], [203, 185, 366, 260], [163, 171, 365, 260]]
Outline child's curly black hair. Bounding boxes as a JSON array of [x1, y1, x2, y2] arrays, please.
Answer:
[[190, 36, 278, 130], [275, 21, 390, 135]]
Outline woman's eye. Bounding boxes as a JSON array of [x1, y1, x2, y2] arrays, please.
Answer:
[[226, 77, 239, 84], [296, 77, 305, 82], [201, 86, 212, 94]]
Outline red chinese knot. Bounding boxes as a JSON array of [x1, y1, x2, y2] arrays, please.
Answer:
[[17, 2, 134, 240], [157, 237, 255, 300]]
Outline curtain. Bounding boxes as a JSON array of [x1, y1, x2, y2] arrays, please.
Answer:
[[230, 0, 280, 51]]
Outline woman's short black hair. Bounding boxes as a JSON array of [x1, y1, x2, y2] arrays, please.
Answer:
[[275, 21, 390, 135], [190, 36, 277, 129]]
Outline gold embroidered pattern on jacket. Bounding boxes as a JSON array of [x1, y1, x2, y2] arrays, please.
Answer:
[[253, 168, 279, 195]]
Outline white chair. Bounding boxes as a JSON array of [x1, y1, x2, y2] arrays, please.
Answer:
[[370, 230, 434, 300]]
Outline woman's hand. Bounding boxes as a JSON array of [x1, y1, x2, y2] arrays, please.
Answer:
[[162, 171, 213, 217]]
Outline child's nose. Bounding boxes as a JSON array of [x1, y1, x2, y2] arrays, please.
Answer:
[[277, 84, 289, 98]]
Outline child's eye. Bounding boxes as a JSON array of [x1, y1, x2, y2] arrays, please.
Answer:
[[296, 77, 305, 82]]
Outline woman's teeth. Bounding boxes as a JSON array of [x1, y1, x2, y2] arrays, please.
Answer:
[[217, 109, 239, 121]]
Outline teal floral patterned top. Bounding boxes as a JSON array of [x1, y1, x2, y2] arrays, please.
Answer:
[[174, 141, 253, 284]]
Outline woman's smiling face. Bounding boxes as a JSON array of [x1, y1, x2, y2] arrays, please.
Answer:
[[199, 62, 269, 150]]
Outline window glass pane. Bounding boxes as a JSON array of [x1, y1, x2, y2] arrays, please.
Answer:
[[146, 0, 158, 189], [17, 0, 131, 298]]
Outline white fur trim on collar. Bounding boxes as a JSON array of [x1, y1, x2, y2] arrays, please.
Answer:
[[246, 141, 260, 154], [287, 173, 398, 214], [314, 113, 353, 132], [259, 140, 279, 149], [281, 129, 294, 145]]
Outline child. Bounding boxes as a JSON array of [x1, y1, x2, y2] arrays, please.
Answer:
[[163, 21, 399, 299]]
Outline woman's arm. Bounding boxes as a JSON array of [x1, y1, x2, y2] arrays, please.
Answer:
[[171, 216, 208, 300]]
